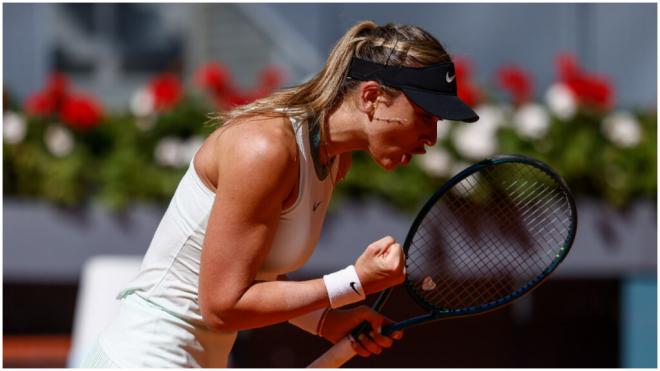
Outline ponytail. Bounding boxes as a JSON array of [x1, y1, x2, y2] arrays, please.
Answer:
[[215, 21, 449, 129]]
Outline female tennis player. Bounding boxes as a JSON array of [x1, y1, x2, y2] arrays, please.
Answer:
[[81, 21, 478, 367]]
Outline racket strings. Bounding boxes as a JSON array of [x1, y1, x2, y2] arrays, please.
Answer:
[[503, 176, 571, 243], [405, 163, 573, 311], [410, 209, 519, 307], [454, 170, 568, 280], [485, 178, 568, 265]]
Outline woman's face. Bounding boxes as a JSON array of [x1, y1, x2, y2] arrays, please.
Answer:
[[366, 92, 440, 170]]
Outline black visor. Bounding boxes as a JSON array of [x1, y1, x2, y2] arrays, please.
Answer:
[[347, 58, 479, 123]]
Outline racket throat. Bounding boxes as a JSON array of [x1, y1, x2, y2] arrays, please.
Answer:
[[382, 312, 440, 335]]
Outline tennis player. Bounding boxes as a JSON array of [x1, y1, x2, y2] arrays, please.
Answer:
[[81, 21, 478, 367]]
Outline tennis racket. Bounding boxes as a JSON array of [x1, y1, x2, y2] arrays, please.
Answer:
[[308, 154, 577, 368]]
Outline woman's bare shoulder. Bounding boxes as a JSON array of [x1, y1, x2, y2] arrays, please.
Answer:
[[204, 115, 297, 188], [217, 114, 296, 163], [196, 114, 298, 192]]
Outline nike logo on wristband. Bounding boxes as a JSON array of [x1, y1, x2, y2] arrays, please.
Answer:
[[349, 282, 360, 295]]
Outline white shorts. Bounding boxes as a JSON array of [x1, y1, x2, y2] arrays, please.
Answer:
[[80, 293, 237, 368]]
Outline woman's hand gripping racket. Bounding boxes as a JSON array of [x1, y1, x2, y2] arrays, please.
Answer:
[[309, 154, 577, 368]]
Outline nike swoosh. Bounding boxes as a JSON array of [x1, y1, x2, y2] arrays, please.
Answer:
[[349, 282, 360, 295], [446, 72, 456, 83], [313, 201, 322, 211]]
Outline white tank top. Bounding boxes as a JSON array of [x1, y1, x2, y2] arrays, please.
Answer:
[[106, 112, 337, 367]]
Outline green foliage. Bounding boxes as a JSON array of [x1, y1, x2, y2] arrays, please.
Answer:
[[337, 105, 656, 213], [3, 94, 656, 211], [494, 108, 656, 208], [4, 95, 213, 209], [339, 152, 440, 212]]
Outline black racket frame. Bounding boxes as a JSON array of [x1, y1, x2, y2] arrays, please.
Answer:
[[352, 154, 578, 337]]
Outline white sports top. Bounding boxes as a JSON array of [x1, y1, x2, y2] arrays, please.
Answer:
[[103, 112, 337, 367]]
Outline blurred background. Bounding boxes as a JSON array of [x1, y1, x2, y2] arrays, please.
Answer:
[[3, 3, 657, 368]]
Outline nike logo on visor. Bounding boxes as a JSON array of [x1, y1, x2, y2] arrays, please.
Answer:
[[446, 72, 456, 83]]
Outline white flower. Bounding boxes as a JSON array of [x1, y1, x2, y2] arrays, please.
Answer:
[[513, 103, 550, 139], [453, 126, 497, 160], [177, 136, 205, 167], [44, 124, 75, 157], [545, 83, 577, 120], [452, 105, 501, 160], [417, 147, 452, 178], [475, 105, 505, 130], [450, 163, 479, 198], [602, 111, 641, 148], [130, 87, 155, 118], [154, 137, 181, 167], [3, 111, 27, 144]]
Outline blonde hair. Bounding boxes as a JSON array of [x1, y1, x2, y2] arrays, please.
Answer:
[[215, 21, 451, 129]]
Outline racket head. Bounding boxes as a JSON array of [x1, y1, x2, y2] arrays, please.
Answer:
[[376, 154, 577, 318]]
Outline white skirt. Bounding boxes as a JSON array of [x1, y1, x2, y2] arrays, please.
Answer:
[[80, 293, 237, 368], [80, 340, 121, 368]]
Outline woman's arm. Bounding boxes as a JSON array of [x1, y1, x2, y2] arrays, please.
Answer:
[[198, 117, 329, 332], [198, 117, 404, 333]]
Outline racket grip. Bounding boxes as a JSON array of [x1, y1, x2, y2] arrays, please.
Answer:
[[307, 335, 356, 368]]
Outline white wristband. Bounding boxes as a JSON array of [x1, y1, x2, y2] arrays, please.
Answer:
[[323, 265, 366, 308], [288, 307, 328, 335]]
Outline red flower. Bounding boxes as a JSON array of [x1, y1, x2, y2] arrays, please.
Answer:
[[454, 57, 471, 79], [24, 73, 72, 116], [149, 73, 182, 111], [195, 62, 232, 95], [24, 72, 105, 129], [453, 57, 482, 107], [59, 94, 103, 130], [259, 67, 284, 90], [497, 65, 533, 105], [457, 81, 481, 108], [557, 54, 581, 81], [25, 93, 57, 116], [44, 73, 71, 100], [566, 75, 613, 110], [218, 92, 254, 110], [196, 62, 285, 110], [555, 53, 614, 110]]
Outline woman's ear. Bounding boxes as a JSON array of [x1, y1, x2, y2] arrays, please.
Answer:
[[357, 81, 382, 116]]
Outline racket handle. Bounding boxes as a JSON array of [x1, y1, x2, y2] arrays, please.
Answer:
[[307, 335, 356, 368]]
